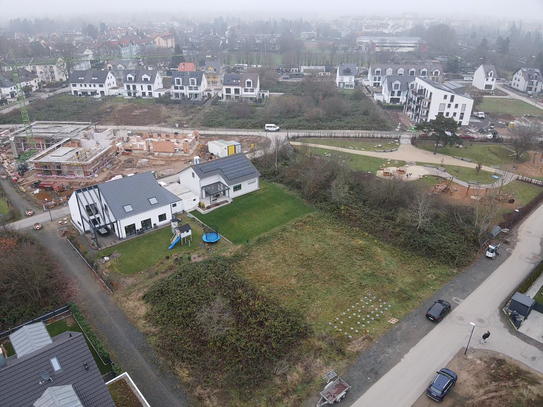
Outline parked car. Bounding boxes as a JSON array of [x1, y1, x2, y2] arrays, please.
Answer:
[[485, 243, 500, 259], [265, 124, 280, 132], [426, 368, 457, 402], [460, 134, 476, 140], [426, 299, 451, 322]]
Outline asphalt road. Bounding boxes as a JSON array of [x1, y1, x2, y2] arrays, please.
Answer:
[[2, 178, 190, 407], [348, 202, 543, 406]]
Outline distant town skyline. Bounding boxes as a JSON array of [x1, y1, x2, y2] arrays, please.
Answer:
[[2, 0, 542, 23]]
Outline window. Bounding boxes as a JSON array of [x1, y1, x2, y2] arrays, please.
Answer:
[[447, 104, 451, 108], [386, 68, 393, 75], [85, 203, 98, 216], [246, 80, 252, 88], [148, 85, 152, 90], [158, 213, 167, 222], [393, 83, 400, 90], [233, 184, 242, 192], [460, 113, 464, 120], [125, 224, 136, 236], [172, 203, 177, 207], [123, 204, 134, 213], [50, 357, 61, 372], [421, 69, 427, 77], [141, 218, 152, 230], [453, 112, 457, 117], [450, 95, 455, 102], [375, 69, 381, 76], [443, 95, 447, 100], [455, 104, 458, 108], [445, 112, 450, 117], [409, 69, 415, 76], [461, 104, 466, 112], [439, 103, 445, 111], [192, 172, 195, 178], [398, 68, 404, 76]]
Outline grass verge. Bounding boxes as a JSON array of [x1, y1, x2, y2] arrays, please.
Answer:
[[309, 147, 405, 172], [191, 181, 314, 243], [303, 137, 401, 152], [479, 98, 543, 116]]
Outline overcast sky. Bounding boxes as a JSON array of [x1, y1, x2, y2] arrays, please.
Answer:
[[2, 0, 542, 22]]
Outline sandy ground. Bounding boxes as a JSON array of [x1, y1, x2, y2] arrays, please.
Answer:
[[412, 349, 543, 406]]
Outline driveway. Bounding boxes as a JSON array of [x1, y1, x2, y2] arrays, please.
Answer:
[[3, 178, 190, 406], [347, 202, 543, 406]]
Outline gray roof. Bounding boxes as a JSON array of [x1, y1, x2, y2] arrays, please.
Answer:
[[0, 76, 16, 88], [123, 69, 158, 84], [370, 63, 442, 76], [481, 64, 496, 76], [2, 68, 39, 82], [83, 172, 181, 221], [338, 63, 357, 76], [191, 154, 260, 186], [223, 73, 241, 85], [517, 67, 541, 80], [171, 70, 204, 86], [10, 322, 53, 358], [0, 331, 115, 407], [33, 385, 83, 407], [384, 75, 415, 91], [205, 61, 221, 73], [417, 77, 472, 99], [68, 70, 110, 84]]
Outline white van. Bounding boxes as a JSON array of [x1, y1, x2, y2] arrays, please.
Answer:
[[265, 124, 280, 132]]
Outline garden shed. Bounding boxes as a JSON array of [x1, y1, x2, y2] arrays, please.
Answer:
[[509, 292, 535, 318]]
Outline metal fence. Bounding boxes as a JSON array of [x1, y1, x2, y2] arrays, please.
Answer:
[[0, 305, 70, 339]]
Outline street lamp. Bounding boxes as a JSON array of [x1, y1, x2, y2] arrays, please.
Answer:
[[44, 198, 53, 222], [464, 322, 476, 355], [510, 209, 520, 229]]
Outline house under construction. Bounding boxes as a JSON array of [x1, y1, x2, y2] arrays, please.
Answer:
[[28, 127, 117, 178], [9, 121, 93, 158]]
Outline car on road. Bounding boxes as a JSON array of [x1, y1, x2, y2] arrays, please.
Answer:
[[265, 124, 280, 132], [426, 368, 457, 402], [426, 299, 451, 322]]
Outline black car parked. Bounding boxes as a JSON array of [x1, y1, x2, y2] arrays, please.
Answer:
[[426, 299, 451, 322], [426, 368, 457, 402]]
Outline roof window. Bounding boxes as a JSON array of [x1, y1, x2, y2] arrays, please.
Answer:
[[123, 204, 134, 212], [50, 357, 61, 372], [148, 197, 158, 205]]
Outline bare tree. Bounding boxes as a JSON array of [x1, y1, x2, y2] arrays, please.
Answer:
[[55, 41, 79, 80], [472, 190, 502, 242], [406, 192, 434, 231], [512, 123, 541, 160]]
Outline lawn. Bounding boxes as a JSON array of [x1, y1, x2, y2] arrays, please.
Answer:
[[442, 165, 497, 184], [501, 181, 542, 206], [191, 181, 314, 243], [234, 214, 454, 334], [417, 141, 525, 167], [309, 146, 406, 173], [479, 98, 542, 116], [100, 217, 206, 275], [0, 196, 8, 215]]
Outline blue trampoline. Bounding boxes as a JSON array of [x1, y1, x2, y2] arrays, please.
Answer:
[[202, 225, 220, 243]]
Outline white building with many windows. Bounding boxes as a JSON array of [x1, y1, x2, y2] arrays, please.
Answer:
[[367, 63, 443, 88], [336, 63, 357, 89], [404, 77, 473, 125], [171, 71, 208, 100], [220, 73, 261, 102], [123, 70, 165, 98], [69, 70, 117, 97], [511, 68, 542, 94], [69, 172, 183, 239]]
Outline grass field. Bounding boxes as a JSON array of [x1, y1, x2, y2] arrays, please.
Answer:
[[479, 98, 542, 116], [304, 137, 401, 152], [100, 217, 206, 274], [0, 197, 8, 215], [234, 214, 454, 334], [417, 142, 525, 167], [191, 181, 313, 243], [442, 165, 497, 184], [309, 146, 406, 172], [501, 181, 542, 206]]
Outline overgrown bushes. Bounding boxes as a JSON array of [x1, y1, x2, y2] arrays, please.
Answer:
[[68, 302, 111, 363], [144, 257, 310, 396]]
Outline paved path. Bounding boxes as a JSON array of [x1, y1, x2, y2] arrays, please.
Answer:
[[349, 202, 543, 406], [2, 177, 189, 407]]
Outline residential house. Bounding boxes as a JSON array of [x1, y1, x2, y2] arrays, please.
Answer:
[[22, 57, 67, 82], [356, 36, 428, 53], [178, 154, 260, 207], [69, 172, 183, 239], [404, 77, 474, 125], [300, 66, 327, 75], [204, 61, 221, 86], [178, 62, 196, 72], [472, 64, 497, 91], [153, 33, 176, 48], [171, 71, 208, 100], [123, 70, 166, 98], [1, 69, 40, 93], [0, 322, 115, 406], [380, 75, 415, 104], [69, 70, 117, 97], [0, 76, 17, 99], [511, 68, 542, 94], [221, 73, 261, 102], [367, 63, 443, 87], [336, 63, 357, 88]]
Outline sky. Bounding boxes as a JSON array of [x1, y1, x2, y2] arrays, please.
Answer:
[[2, 0, 543, 22]]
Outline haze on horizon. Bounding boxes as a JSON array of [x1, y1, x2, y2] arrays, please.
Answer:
[[2, 0, 542, 23]]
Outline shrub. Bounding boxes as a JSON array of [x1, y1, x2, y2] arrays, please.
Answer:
[[68, 302, 111, 362]]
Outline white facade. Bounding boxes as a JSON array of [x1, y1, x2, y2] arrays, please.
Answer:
[[472, 65, 496, 91], [171, 72, 208, 100], [70, 71, 117, 97], [404, 77, 473, 126], [368, 64, 442, 88], [207, 140, 242, 158], [124, 71, 164, 98], [336, 63, 356, 89], [25, 58, 67, 82], [381, 76, 415, 104], [511, 68, 542, 94]]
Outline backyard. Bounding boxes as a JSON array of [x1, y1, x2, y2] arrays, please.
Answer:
[[190, 181, 314, 243], [478, 98, 543, 117]]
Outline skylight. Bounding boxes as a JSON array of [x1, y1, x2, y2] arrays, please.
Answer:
[[148, 197, 158, 205], [50, 357, 61, 372], [123, 204, 134, 212]]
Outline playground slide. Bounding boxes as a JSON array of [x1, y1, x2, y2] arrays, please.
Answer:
[[168, 235, 181, 250]]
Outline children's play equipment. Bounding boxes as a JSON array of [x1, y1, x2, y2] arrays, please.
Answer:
[[202, 224, 220, 243], [169, 219, 192, 250]]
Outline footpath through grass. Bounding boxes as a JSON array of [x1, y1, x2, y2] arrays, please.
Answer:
[[479, 98, 542, 116], [305, 137, 401, 152], [309, 146, 406, 173], [191, 181, 313, 243]]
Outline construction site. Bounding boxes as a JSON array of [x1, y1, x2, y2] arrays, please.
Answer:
[[0, 121, 267, 212]]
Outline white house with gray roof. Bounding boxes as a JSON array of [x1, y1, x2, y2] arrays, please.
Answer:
[[178, 154, 260, 207], [380, 75, 416, 104], [69, 70, 117, 97], [171, 71, 208, 100], [336, 63, 357, 89], [0, 322, 115, 406], [69, 172, 183, 239], [472, 64, 497, 90], [123, 70, 166, 98], [511, 68, 542, 94], [367, 63, 443, 88]]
